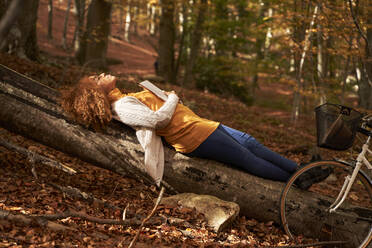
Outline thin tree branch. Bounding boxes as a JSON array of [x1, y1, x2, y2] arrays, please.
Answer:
[[126, 186, 165, 248], [347, 0, 369, 48], [49, 183, 122, 211], [0, 234, 37, 245], [0, 209, 76, 232], [267, 240, 348, 248], [0, 138, 77, 175], [32, 209, 162, 226]]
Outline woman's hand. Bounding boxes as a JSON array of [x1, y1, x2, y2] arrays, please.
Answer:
[[164, 90, 176, 96], [163, 90, 183, 104]]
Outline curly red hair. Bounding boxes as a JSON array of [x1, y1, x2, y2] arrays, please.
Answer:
[[60, 77, 112, 131]]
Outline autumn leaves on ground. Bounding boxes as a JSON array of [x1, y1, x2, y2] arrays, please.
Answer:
[[0, 1, 341, 248]]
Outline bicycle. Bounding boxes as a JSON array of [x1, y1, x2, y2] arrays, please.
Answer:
[[280, 103, 372, 248]]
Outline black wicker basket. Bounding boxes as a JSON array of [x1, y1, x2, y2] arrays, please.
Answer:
[[315, 103, 362, 150]]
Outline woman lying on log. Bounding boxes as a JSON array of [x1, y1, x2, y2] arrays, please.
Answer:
[[60, 74, 330, 189]]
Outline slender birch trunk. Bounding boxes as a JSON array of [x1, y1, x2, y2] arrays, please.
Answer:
[[315, 3, 326, 104], [124, 0, 131, 42], [147, 2, 156, 35], [291, 5, 318, 123]]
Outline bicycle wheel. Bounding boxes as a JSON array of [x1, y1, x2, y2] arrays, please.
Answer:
[[280, 160, 372, 248]]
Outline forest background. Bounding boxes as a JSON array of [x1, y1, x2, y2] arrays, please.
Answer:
[[0, 0, 371, 247]]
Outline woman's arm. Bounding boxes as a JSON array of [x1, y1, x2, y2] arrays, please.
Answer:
[[152, 93, 179, 128], [112, 93, 179, 129]]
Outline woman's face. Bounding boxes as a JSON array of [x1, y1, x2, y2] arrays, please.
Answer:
[[90, 73, 117, 93]]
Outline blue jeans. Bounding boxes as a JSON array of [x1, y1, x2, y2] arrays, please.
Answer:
[[187, 124, 298, 182]]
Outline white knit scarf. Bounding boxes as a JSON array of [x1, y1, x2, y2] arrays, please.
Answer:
[[111, 93, 179, 186]]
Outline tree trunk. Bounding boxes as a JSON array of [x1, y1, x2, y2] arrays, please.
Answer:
[[152, 3, 159, 36], [0, 0, 39, 61], [47, 0, 53, 40], [147, 2, 156, 36], [183, 0, 207, 86], [214, 1, 228, 57], [75, 0, 112, 68], [124, 0, 131, 42], [251, 0, 266, 101], [357, 0, 372, 109], [173, 1, 188, 85], [158, 0, 175, 83], [61, 0, 72, 50], [0, 0, 22, 44], [291, 4, 318, 123], [0, 65, 369, 244], [73, 0, 86, 53], [132, 0, 139, 36], [119, 3, 124, 35], [315, 3, 327, 105]]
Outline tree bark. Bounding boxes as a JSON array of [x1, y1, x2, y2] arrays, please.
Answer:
[[123, 0, 132, 42], [173, 1, 187, 85], [0, 0, 39, 61], [0, 65, 369, 244], [291, 4, 318, 123], [61, 0, 72, 50], [73, 0, 86, 53], [251, 0, 266, 101], [183, 0, 207, 87], [0, 0, 22, 44], [75, 0, 112, 68], [0, 210, 76, 232], [158, 0, 175, 83], [47, 0, 53, 40], [356, 0, 372, 109], [147, 2, 156, 36]]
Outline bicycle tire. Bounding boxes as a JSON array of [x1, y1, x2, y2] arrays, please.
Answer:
[[280, 160, 372, 248]]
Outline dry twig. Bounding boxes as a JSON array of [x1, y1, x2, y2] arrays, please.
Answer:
[[268, 240, 348, 248], [32, 209, 162, 226], [0, 138, 76, 175], [124, 186, 165, 248], [49, 183, 122, 211], [0, 209, 76, 232]]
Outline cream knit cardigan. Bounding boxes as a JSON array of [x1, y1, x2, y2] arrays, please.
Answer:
[[111, 93, 179, 186]]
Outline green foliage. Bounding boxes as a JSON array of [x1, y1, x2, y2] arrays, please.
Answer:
[[185, 0, 263, 104], [194, 56, 253, 105]]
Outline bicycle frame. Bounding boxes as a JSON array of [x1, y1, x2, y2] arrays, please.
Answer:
[[328, 136, 372, 213]]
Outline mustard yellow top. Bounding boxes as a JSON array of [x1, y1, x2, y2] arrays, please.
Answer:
[[108, 88, 219, 153]]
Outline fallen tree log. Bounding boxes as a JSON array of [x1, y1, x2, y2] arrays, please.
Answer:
[[0, 65, 369, 245]]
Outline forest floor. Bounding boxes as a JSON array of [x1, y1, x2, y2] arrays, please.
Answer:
[[0, 0, 359, 247]]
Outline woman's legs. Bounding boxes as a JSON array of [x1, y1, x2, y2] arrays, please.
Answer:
[[220, 125, 298, 174], [187, 125, 293, 182]]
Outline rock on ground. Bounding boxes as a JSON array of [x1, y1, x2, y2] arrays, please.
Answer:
[[160, 193, 240, 233]]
